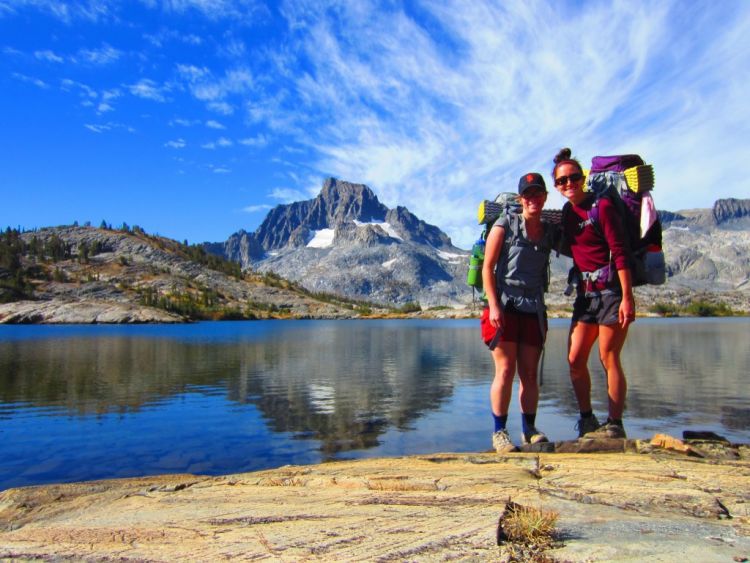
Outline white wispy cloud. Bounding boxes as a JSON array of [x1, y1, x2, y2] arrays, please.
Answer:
[[212, 166, 231, 173], [206, 119, 225, 129], [1, 0, 265, 23], [84, 121, 135, 133], [95, 88, 120, 113], [176, 64, 253, 115], [143, 28, 204, 47], [243, 204, 273, 213], [85, 124, 110, 133], [202, 137, 232, 149], [207, 101, 234, 114], [34, 49, 64, 63], [75, 43, 122, 65], [1, 0, 118, 22], [12, 72, 48, 88], [60, 78, 96, 98], [219, 37, 247, 59], [128, 78, 167, 102], [60, 79, 126, 116], [239, 134, 268, 147], [157, 0, 268, 21], [170, 117, 200, 127], [270, 187, 309, 203], [165, 138, 187, 148]]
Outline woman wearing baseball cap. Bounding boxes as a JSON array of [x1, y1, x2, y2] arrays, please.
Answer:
[[481, 172, 556, 453]]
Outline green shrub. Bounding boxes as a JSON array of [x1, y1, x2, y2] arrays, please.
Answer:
[[395, 302, 421, 314], [685, 299, 734, 317], [650, 302, 679, 317]]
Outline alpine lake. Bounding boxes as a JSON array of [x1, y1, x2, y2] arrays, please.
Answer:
[[1, 317, 748, 491]]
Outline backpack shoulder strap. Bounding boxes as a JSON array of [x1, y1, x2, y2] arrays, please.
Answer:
[[506, 212, 522, 245]]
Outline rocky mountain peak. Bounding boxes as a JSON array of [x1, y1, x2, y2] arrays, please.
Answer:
[[310, 178, 388, 229], [385, 206, 453, 248], [713, 198, 750, 224]]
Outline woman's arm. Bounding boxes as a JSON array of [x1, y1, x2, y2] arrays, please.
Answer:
[[617, 267, 635, 328], [482, 224, 506, 328], [599, 199, 635, 327]]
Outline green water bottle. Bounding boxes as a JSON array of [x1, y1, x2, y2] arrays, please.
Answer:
[[466, 238, 485, 288]]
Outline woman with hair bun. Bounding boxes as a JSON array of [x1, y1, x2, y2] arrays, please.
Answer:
[[553, 148, 634, 439]]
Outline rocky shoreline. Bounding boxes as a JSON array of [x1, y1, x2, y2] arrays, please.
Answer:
[[1, 434, 748, 562], [2, 297, 746, 324]]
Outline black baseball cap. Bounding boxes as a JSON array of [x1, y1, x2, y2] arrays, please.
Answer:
[[518, 172, 547, 195]]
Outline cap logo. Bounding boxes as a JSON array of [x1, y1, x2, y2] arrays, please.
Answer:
[[526, 174, 534, 183]]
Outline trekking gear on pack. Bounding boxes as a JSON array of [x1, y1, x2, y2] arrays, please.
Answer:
[[563, 154, 665, 291], [468, 192, 522, 291], [469, 193, 561, 291]]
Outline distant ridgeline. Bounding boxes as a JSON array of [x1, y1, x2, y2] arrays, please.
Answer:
[[0, 224, 240, 308], [206, 185, 750, 309], [205, 178, 469, 307], [3, 192, 749, 315]]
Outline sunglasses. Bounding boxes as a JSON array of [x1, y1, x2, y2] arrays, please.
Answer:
[[520, 190, 546, 200], [554, 172, 584, 187]]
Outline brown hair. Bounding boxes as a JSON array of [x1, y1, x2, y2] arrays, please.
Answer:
[[552, 147, 583, 178]]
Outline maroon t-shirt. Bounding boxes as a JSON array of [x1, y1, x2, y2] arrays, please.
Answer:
[[563, 196, 628, 292]]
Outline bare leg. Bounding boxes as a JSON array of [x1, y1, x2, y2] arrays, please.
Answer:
[[598, 323, 629, 419], [516, 342, 543, 414], [490, 341, 518, 416], [568, 321, 600, 412]]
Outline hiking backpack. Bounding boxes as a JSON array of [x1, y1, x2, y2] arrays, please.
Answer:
[[467, 192, 561, 293], [578, 154, 665, 286]]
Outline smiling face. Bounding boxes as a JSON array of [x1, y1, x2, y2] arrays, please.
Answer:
[[554, 162, 586, 204], [519, 187, 547, 216]]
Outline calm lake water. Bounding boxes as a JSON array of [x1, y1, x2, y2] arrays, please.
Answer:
[[1, 318, 748, 490]]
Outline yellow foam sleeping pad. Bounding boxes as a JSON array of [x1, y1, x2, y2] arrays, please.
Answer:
[[582, 165, 654, 194], [623, 164, 655, 193]]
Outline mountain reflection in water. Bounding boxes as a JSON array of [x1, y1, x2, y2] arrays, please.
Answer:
[[0, 318, 748, 489]]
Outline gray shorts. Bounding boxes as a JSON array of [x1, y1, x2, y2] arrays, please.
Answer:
[[572, 291, 621, 325]]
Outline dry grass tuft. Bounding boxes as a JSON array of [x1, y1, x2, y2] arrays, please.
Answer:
[[497, 501, 558, 546], [497, 502, 560, 561], [503, 504, 558, 543]]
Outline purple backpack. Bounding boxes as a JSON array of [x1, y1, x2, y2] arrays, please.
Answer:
[[584, 154, 664, 286], [590, 154, 645, 173]]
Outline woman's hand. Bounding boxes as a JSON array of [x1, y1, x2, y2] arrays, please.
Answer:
[[619, 292, 635, 328], [489, 303, 503, 329]]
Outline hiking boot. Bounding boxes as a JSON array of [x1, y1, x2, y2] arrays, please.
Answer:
[[575, 414, 601, 438], [584, 421, 627, 440], [521, 427, 549, 445], [492, 429, 517, 453]]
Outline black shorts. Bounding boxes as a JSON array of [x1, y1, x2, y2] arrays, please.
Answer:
[[572, 292, 621, 325]]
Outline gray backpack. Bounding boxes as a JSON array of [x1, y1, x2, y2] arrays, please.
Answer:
[[495, 212, 554, 315]]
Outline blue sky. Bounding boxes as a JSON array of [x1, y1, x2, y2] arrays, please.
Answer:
[[2, 0, 749, 249]]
